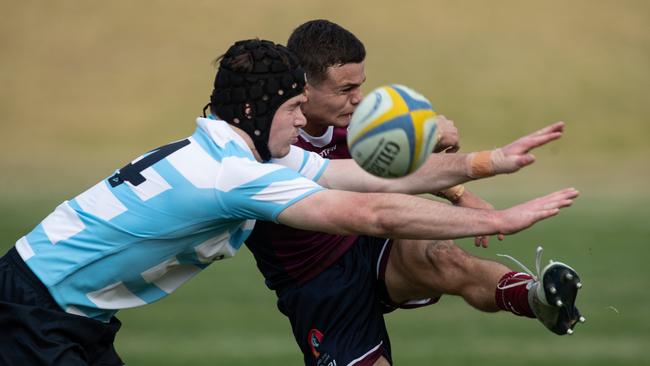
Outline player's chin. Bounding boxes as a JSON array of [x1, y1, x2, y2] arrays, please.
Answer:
[[337, 113, 353, 126], [271, 146, 291, 159]]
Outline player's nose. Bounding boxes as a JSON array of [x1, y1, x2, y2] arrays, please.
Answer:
[[295, 110, 307, 127], [350, 88, 363, 106]]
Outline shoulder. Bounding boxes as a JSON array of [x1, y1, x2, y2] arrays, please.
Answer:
[[194, 117, 252, 153]]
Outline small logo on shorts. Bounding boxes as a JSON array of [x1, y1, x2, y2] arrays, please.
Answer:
[[308, 328, 324, 358], [316, 353, 337, 366]]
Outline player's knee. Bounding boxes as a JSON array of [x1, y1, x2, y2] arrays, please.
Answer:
[[425, 240, 471, 275]]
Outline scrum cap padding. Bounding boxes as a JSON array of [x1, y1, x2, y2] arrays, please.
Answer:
[[210, 39, 306, 161]]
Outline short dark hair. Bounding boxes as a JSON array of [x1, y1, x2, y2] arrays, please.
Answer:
[[287, 19, 365, 85]]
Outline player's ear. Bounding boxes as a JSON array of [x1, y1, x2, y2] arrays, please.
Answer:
[[303, 82, 313, 97]]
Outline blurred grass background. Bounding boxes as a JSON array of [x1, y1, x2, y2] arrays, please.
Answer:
[[1, 0, 648, 365]]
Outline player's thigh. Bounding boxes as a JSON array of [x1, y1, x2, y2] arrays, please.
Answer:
[[384, 239, 470, 302], [373, 355, 391, 366]]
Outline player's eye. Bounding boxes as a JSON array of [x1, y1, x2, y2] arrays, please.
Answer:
[[340, 85, 359, 94]]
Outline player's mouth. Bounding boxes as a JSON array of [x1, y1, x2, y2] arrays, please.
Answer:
[[341, 113, 353, 122]]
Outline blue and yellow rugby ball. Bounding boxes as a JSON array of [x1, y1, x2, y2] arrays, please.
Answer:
[[347, 85, 439, 178]]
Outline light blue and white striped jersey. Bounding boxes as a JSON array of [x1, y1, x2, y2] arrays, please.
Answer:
[[14, 117, 328, 322]]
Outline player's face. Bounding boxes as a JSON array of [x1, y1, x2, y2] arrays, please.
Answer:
[[302, 62, 366, 134], [268, 94, 308, 158]]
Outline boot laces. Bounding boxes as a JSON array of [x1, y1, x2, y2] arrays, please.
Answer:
[[496, 246, 545, 290]]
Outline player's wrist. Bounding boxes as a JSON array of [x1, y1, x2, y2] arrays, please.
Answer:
[[490, 210, 507, 236], [466, 149, 505, 178]]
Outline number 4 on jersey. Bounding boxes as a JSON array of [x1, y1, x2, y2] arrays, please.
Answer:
[[109, 139, 190, 187]]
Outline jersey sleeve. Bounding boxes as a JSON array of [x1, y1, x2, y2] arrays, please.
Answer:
[[269, 145, 329, 181], [217, 156, 325, 223]]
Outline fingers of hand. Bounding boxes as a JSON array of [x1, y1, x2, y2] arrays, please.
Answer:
[[436, 115, 454, 131], [538, 208, 560, 219], [564, 187, 580, 198], [539, 187, 578, 201], [515, 154, 535, 168], [534, 188, 579, 212], [507, 132, 562, 157], [474, 236, 489, 248], [525, 131, 563, 150], [440, 133, 459, 148], [532, 121, 565, 136], [434, 117, 460, 152], [542, 199, 574, 210], [549, 188, 580, 201], [504, 130, 562, 156]]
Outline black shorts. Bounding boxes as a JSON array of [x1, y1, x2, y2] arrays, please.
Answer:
[[276, 236, 439, 366], [0, 247, 124, 366]]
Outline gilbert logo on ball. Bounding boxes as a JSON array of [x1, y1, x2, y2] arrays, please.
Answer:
[[347, 84, 439, 178]]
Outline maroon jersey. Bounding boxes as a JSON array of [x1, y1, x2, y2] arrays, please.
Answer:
[[246, 126, 358, 290]]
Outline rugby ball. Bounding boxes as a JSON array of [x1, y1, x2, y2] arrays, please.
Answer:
[[347, 84, 439, 178]]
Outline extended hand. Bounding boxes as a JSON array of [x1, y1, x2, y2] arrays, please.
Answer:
[[497, 121, 565, 174], [497, 187, 579, 235], [466, 121, 565, 178]]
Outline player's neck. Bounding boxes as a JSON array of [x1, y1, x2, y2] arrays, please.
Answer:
[[230, 125, 263, 162], [301, 122, 330, 137]]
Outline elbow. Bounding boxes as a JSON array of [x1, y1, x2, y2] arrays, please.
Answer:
[[329, 192, 404, 237], [358, 203, 399, 237], [374, 212, 398, 237], [338, 195, 395, 237]]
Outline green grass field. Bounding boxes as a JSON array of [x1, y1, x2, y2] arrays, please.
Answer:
[[2, 197, 647, 365], [1, 1, 649, 365]]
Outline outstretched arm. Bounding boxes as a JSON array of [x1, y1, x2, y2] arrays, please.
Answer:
[[448, 188, 505, 247], [317, 121, 565, 194], [278, 187, 578, 240]]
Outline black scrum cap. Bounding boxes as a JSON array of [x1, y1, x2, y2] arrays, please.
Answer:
[[209, 39, 306, 161]]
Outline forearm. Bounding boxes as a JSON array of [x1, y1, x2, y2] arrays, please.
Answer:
[[390, 150, 517, 194], [368, 193, 501, 239], [318, 154, 472, 194], [386, 153, 470, 194]]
